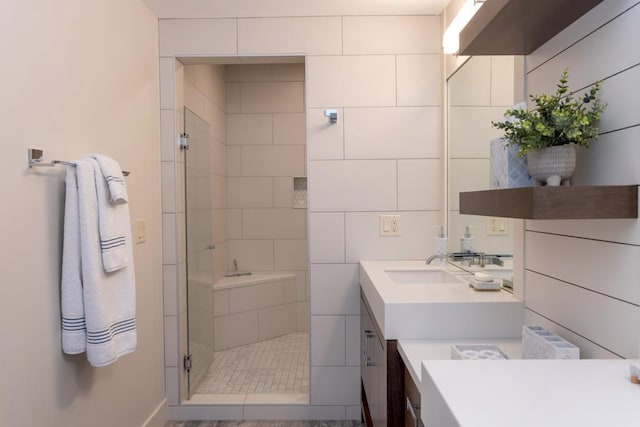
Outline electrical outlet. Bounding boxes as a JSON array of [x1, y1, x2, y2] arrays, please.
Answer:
[[379, 215, 401, 236], [486, 217, 508, 236]]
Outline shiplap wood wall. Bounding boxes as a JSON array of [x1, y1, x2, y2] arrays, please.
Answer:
[[524, 0, 640, 359]]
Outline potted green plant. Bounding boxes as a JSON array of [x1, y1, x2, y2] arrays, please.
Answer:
[[492, 68, 606, 186]]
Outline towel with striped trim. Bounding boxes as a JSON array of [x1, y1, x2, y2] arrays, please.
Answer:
[[61, 158, 136, 367], [86, 154, 130, 273]]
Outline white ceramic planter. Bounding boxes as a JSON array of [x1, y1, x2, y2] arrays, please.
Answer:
[[527, 143, 577, 186]]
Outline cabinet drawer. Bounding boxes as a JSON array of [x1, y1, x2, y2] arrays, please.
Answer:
[[405, 367, 423, 427]]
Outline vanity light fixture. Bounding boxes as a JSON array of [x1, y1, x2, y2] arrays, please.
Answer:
[[443, 0, 485, 54]]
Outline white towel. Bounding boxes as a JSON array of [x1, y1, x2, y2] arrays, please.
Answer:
[[85, 155, 131, 272], [76, 159, 136, 367], [87, 153, 128, 204], [61, 166, 86, 354]]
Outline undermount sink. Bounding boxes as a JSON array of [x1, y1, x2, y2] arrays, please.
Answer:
[[360, 261, 524, 340], [385, 269, 464, 285]]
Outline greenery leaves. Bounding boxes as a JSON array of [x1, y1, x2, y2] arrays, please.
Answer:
[[492, 69, 606, 157]]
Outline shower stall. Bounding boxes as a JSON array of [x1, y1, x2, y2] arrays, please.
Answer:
[[180, 60, 309, 403]]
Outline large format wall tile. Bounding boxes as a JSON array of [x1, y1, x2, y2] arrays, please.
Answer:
[[311, 315, 346, 366], [309, 213, 345, 263], [344, 107, 441, 159], [308, 160, 397, 212], [345, 211, 441, 262], [398, 159, 442, 211], [397, 54, 442, 106], [310, 264, 360, 316], [307, 55, 396, 107], [342, 16, 441, 54], [227, 114, 273, 145], [238, 17, 342, 55], [241, 145, 305, 176], [159, 18, 237, 56], [242, 208, 307, 239]]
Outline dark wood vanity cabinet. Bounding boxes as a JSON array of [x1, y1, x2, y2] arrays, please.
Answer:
[[361, 292, 405, 426], [404, 367, 423, 427]]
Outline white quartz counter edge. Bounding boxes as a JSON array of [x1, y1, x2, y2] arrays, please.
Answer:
[[420, 359, 640, 427], [360, 260, 523, 340], [398, 339, 522, 388]]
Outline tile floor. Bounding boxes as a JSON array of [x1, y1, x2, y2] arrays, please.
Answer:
[[194, 332, 309, 395]]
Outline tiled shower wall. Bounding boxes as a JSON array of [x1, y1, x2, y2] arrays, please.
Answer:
[[523, 0, 640, 359], [181, 64, 229, 283], [225, 63, 308, 333], [159, 14, 443, 420]]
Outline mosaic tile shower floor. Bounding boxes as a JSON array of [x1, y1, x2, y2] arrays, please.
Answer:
[[194, 332, 309, 395]]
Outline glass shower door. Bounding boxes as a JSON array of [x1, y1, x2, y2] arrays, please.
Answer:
[[183, 108, 215, 398]]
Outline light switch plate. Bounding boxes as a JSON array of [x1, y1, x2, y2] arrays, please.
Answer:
[[379, 215, 400, 236], [135, 219, 147, 244], [486, 217, 508, 236]]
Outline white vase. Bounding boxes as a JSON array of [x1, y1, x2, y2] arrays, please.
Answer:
[[526, 144, 577, 186]]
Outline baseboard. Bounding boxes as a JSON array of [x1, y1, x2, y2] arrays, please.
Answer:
[[141, 398, 168, 427]]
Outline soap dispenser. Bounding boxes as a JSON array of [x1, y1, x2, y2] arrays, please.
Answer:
[[434, 226, 448, 266], [460, 225, 475, 253]]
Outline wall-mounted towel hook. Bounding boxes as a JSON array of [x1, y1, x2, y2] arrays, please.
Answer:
[[28, 148, 130, 176], [324, 109, 338, 124]]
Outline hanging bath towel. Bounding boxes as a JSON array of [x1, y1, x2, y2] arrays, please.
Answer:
[[86, 153, 130, 272], [61, 166, 86, 354], [75, 159, 136, 366]]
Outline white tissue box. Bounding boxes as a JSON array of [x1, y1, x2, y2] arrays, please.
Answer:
[[490, 138, 534, 189], [522, 326, 580, 359], [451, 344, 510, 360]]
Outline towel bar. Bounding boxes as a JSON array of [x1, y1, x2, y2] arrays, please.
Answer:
[[28, 148, 130, 176]]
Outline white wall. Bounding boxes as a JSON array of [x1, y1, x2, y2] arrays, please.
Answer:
[[156, 10, 443, 420], [523, 0, 640, 359], [0, 1, 164, 427]]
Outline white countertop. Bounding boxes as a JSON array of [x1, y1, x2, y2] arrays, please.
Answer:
[[421, 359, 640, 427], [360, 260, 523, 340], [398, 339, 522, 389]]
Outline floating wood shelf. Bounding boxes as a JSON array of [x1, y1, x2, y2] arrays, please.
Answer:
[[459, 0, 604, 55], [459, 186, 638, 220]]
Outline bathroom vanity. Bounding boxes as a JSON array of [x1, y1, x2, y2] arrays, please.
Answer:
[[421, 359, 640, 427], [399, 339, 522, 427], [359, 261, 524, 426], [360, 293, 403, 427]]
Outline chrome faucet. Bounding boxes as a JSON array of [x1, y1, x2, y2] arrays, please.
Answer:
[[225, 258, 252, 277], [426, 254, 448, 265]]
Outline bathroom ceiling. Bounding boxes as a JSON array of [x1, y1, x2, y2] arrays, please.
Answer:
[[143, 0, 450, 19]]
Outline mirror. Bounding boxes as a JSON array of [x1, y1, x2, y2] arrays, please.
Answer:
[[446, 56, 517, 268]]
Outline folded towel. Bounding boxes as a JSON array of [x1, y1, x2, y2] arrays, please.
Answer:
[[87, 153, 128, 204], [61, 166, 86, 354], [85, 155, 131, 272], [76, 159, 137, 367]]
